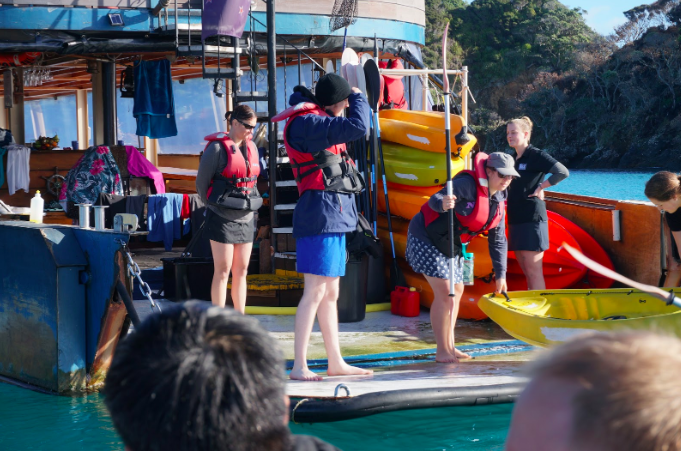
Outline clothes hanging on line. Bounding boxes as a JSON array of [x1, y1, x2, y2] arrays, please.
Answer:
[[147, 193, 183, 251], [6, 144, 31, 195]]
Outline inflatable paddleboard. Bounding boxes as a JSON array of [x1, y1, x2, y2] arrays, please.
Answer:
[[379, 116, 476, 158], [547, 211, 614, 289], [479, 288, 681, 347], [380, 141, 465, 187]]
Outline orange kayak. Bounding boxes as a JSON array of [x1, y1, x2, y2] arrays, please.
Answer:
[[378, 110, 477, 159]]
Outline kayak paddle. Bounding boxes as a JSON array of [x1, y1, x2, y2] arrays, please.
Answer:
[[562, 242, 681, 308], [364, 58, 406, 289], [442, 22, 456, 298]]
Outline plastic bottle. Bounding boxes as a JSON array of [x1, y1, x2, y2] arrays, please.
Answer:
[[29, 190, 44, 224], [461, 243, 474, 286]]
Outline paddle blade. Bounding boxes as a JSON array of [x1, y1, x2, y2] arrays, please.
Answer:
[[363, 58, 381, 112]]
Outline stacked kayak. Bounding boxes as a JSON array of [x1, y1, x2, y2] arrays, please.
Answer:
[[379, 110, 477, 159], [478, 288, 681, 347], [380, 142, 465, 187], [373, 110, 614, 319]]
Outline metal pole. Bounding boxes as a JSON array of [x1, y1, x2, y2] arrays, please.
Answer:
[[101, 62, 117, 146], [267, 0, 277, 267], [462, 66, 469, 169], [298, 50, 302, 86]]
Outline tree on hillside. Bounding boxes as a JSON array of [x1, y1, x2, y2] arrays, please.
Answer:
[[611, 0, 679, 45]]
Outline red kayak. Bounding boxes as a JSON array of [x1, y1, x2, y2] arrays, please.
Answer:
[[505, 217, 587, 291], [547, 211, 614, 288]]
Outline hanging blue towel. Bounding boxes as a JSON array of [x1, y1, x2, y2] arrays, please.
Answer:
[[133, 60, 178, 139], [147, 194, 183, 251]]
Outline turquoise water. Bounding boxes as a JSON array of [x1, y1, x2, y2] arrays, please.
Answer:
[[0, 380, 513, 450], [546, 168, 658, 201], [1, 169, 656, 449], [290, 404, 514, 450]]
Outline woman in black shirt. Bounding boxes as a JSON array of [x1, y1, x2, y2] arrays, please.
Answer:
[[506, 117, 569, 290], [645, 171, 681, 287]]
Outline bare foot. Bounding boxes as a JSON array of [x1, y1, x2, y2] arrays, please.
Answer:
[[327, 362, 373, 377], [435, 350, 459, 363], [289, 367, 323, 381], [454, 348, 473, 360]]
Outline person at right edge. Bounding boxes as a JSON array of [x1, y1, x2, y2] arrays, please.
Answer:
[[406, 152, 517, 363], [272, 73, 373, 381], [506, 117, 569, 290]]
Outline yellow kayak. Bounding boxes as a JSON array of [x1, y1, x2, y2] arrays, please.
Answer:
[[378, 110, 476, 158], [380, 141, 465, 187], [478, 288, 681, 347]]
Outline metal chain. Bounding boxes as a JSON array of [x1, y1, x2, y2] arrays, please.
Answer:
[[116, 239, 162, 313]]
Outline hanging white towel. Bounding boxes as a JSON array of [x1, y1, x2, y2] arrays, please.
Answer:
[[7, 144, 31, 195]]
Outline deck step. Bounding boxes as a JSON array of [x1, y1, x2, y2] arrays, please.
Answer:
[[272, 227, 293, 234]]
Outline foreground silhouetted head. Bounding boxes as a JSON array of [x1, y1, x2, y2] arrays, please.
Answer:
[[104, 301, 289, 451], [506, 331, 681, 451]]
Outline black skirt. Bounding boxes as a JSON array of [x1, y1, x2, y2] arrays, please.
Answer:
[[508, 221, 549, 252], [205, 210, 255, 244]]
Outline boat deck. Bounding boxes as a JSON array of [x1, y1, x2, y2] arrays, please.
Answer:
[[133, 298, 536, 421]]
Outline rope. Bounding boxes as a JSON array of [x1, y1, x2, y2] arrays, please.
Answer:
[[290, 398, 310, 424]]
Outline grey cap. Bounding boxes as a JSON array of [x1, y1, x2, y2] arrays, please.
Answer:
[[487, 152, 520, 177]]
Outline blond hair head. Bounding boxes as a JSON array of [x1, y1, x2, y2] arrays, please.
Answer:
[[507, 116, 533, 141], [528, 331, 681, 451]]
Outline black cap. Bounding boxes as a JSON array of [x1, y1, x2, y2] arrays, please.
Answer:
[[315, 73, 352, 107]]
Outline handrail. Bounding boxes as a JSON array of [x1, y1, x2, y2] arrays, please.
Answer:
[[151, 0, 171, 17]]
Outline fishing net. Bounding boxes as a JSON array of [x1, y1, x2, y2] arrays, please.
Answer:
[[329, 0, 358, 32]]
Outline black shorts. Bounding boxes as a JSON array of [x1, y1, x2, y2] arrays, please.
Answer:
[[508, 221, 549, 252], [205, 210, 254, 244]]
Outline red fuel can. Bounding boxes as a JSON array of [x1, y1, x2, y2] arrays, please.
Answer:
[[391, 286, 421, 317]]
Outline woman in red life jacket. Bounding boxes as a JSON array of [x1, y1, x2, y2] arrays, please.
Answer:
[[506, 117, 569, 290], [196, 105, 261, 312], [272, 74, 372, 381], [406, 152, 518, 363]]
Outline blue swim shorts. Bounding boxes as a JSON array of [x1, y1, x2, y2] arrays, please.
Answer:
[[296, 233, 347, 277]]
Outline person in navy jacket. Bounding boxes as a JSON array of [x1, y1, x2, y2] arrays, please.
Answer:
[[273, 73, 372, 381]]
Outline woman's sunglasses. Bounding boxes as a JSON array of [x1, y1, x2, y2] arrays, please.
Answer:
[[237, 119, 256, 131]]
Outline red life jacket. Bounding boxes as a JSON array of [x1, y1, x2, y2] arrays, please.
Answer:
[[272, 102, 364, 196], [420, 152, 504, 256], [379, 60, 407, 110], [205, 132, 262, 211]]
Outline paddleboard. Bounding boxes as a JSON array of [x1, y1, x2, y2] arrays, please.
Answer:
[[547, 211, 614, 289], [379, 117, 476, 159], [380, 142, 465, 187]]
